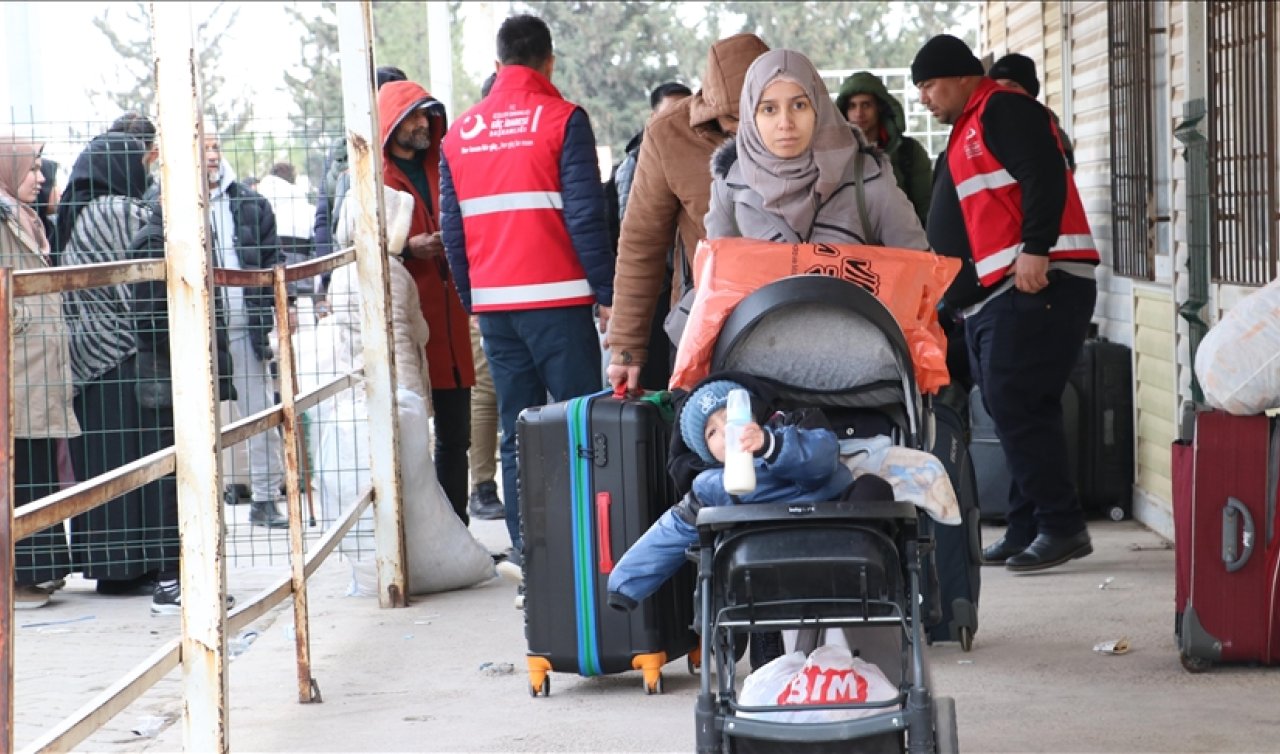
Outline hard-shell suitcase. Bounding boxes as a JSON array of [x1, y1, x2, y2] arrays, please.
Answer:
[[1175, 410, 1280, 671], [927, 386, 981, 650], [1068, 338, 1134, 521], [972, 371, 1085, 522], [518, 391, 697, 696], [969, 385, 1012, 522]]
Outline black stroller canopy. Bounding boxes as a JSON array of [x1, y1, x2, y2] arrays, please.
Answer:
[[711, 275, 923, 437]]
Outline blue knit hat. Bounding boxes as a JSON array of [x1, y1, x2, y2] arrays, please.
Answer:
[[680, 380, 747, 464]]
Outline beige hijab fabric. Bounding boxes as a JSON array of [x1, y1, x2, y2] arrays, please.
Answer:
[[0, 135, 49, 254], [736, 49, 856, 237]]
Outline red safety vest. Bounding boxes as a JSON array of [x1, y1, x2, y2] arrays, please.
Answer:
[[441, 66, 593, 312], [946, 79, 1099, 287]]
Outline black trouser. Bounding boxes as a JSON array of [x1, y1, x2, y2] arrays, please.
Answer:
[[14, 438, 71, 585], [966, 273, 1096, 542], [431, 387, 472, 525]]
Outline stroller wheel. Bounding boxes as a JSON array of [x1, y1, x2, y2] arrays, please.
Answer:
[[958, 626, 974, 652], [934, 695, 959, 754]]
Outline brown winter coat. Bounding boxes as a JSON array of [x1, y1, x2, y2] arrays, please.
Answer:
[[609, 33, 769, 369], [0, 201, 81, 440]]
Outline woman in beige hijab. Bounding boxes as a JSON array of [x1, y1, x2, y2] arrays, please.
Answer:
[[0, 135, 81, 609], [705, 49, 927, 249]]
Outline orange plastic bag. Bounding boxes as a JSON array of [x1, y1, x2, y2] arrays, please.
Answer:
[[669, 238, 960, 394]]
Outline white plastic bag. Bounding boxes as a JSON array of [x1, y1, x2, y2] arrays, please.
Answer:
[[737, 645, 900, 724], [311, 387, 495, 596], [1196, 279, 1280, 415]]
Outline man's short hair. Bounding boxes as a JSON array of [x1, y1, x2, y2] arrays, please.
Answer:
[[270, 162, 296, 183], [107, 112, 156, 147], [376, 66, 408, 90], [480, 73, 497, 98], [648, 82, 692, 110], [497, 14, 553, 69]]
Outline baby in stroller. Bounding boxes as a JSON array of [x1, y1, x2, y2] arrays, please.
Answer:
[[606, 377, 892, 612]]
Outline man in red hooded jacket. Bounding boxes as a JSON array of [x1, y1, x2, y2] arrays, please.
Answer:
[[376, 80, 477, 524]]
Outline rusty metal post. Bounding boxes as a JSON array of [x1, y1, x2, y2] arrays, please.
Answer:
[[272, 267, 321, 703], [0, 270, 13, 754], [150, 3, 229, 750], [336, 0, 408, 607]]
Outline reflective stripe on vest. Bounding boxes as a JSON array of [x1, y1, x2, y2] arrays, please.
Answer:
[[472, 279, 593, 308], [947, 79, 1098, 287], [973, 234, 1099, 279], [459, 191, 564, 218], [954, 168, 1016, 201]]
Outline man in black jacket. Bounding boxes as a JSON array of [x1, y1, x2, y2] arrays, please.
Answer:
[[204, 134, 289, 529], [914, 35, 1099, 573]]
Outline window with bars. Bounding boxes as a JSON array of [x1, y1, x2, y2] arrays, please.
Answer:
[[1208, 1, 1278, 286], [1107, 1, 1156, 280]]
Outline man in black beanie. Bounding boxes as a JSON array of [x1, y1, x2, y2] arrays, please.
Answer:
[[988, 53, 1076, 170], [913, 34, 1100, 573]]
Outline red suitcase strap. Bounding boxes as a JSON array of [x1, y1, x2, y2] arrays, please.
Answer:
[[596, 492, 614, 573]]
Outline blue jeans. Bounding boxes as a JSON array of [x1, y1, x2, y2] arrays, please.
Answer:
[[607, 508, 696, 604], [966, 273, 1096, 541], [479, 306, 603, 552]]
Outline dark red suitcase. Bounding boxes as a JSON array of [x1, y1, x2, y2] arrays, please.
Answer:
[[1174, 410, 1280, 671], [517, 391, 697, 695]]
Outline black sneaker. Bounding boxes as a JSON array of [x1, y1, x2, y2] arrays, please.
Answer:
[[151, 581, 237, 616], [468, 481, 505, 521]]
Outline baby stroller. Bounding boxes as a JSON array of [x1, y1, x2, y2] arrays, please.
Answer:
[[691, 275, 959, 754]]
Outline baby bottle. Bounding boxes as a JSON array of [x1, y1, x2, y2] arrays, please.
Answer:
[[722, 388, 757, 495]]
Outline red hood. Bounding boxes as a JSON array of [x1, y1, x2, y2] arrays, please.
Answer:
[[378, 80, 448, 152]]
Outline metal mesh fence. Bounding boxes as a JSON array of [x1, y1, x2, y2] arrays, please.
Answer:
[[0, 113, 390, 589]]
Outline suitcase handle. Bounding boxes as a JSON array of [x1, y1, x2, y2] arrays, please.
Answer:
[[596, 492, 614, 573], [1223, 497, 1256, 573]]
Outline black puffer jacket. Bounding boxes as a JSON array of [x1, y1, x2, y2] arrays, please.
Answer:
[[129, 200, 237, 404], [221, 180, 282, 350]]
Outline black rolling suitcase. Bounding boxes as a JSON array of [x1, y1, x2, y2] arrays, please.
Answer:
[[517, 390, 697, 697], [1069, 338, 1134, 521], [927, 386, 981, 650], [970, 375, 1084, 523], [969, 385, 1012, 522]]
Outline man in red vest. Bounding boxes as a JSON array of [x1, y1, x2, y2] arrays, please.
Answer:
[[376, 80, 477, 525], [440, 14, 614, 571], [914, 34, 1099, 572]]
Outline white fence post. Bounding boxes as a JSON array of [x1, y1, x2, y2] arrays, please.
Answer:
[[150, 3, 229, 750], [336, 0, 409, 607]]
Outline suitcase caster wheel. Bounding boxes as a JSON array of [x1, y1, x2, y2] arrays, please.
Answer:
[[530, 676, 550, 697], [644, 672, 664, 695], [958, 626, 974, 652], [687, 648, 701, 675], [1180, 654, 1212, 674], [1107, 505, 1127, 522]]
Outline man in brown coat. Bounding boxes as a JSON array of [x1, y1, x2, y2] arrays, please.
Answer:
[[605, 33, 769, 392]]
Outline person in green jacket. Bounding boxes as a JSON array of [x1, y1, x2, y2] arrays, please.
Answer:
[[835, 71, 932, 227]]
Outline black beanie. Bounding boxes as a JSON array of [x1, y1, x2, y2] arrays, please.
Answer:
[[988, 53, 1040, 99], [911, 34, 984, 85]]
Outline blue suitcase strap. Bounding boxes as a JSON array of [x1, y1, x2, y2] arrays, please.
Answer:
[[567, 392, 610, 676]]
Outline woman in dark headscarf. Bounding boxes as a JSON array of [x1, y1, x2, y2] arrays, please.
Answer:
[[0, 135, 80, 609], [705, 49, 927, 249], [57, 132, 165, 596]]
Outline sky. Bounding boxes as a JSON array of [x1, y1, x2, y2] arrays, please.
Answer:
[[2, 2, 509, 171], [3, 1, 974, 173]]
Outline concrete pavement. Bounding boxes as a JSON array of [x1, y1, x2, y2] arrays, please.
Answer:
[[15, 519, 1280, 752]]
